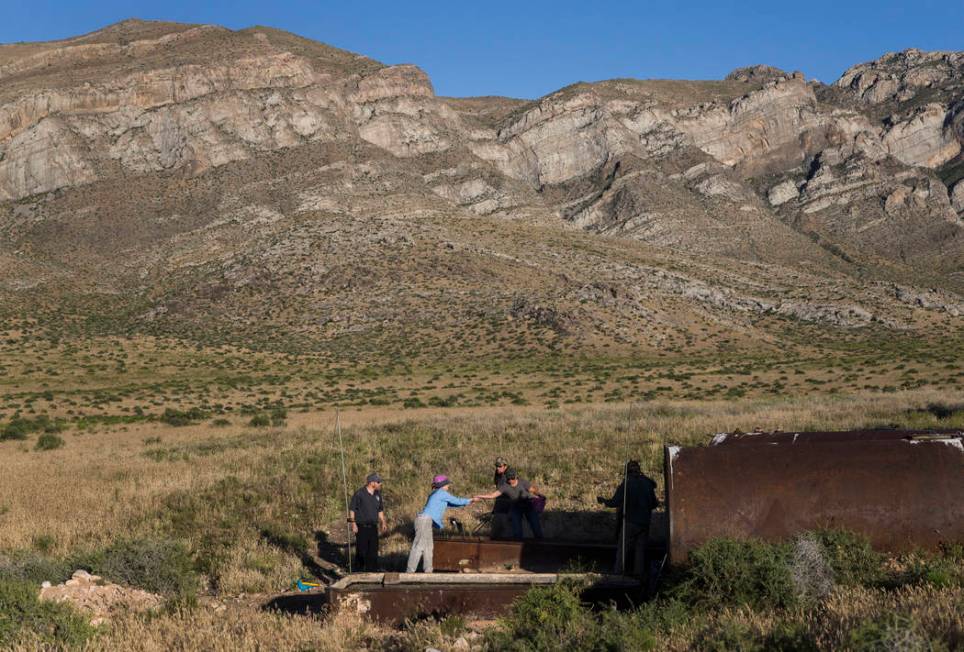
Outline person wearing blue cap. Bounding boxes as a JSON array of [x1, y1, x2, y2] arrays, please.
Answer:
[[349, 472, 387, 571]]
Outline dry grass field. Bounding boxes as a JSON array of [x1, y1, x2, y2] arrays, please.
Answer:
[[2, 380, 962, 649]]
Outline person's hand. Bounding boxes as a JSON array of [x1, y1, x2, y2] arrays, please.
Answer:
[[380, 522, 388, 534], [351, 522, 359, 535]]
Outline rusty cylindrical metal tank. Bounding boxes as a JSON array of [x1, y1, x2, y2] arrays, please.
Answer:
[[664, 429, 964, 562]]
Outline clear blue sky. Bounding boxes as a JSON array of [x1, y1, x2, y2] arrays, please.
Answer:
[[3, 0, 960, 99]]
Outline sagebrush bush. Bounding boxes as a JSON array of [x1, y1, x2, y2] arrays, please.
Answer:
[[669, 538, 797, 610], [0, 578, 93, 648], [248, 413, 271, 427], [160, 407, 207, 427], [845, 613, 931, 652], [34, 433, 65, 451], [484, 580, 656, 651], [812, 530, 883, 586], [0, 552, 73, 586], [791, 534, 835, 603], [79, 538, 198, 599]]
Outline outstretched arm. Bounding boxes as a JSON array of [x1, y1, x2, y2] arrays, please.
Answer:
[[447, 495, 474, 507], [473, 490, 502, 500], [596, 483, 623, 508]]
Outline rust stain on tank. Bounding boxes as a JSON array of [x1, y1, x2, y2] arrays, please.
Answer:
[[665, 429, 964, 562]]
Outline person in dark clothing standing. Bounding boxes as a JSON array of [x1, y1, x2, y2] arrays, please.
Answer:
[[348, 473, 387, 571], [597, 460, 658, 576], [491, 457, 511, 539]]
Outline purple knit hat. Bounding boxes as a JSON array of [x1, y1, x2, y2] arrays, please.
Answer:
[[432, 474, 451, 489]]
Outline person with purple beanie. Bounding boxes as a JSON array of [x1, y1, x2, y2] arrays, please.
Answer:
[[406, 475, 474, 573]]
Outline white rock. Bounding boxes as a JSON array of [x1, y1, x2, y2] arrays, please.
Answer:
[[951, 180, 964, 214], [768, 180, 799, 206]]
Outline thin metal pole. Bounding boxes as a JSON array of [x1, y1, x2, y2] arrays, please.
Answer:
[[621, 459, 629, 575], [336, 410, 352, 573]]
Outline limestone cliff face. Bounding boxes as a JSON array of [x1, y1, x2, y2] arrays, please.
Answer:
[[0, 20, 961, 291]]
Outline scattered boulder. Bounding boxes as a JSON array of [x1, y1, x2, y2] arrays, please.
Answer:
[[768, 179, 800, 206], [39, 570, 162, 626], [725, 65, 788, 83], [951, 180, 964, 214]]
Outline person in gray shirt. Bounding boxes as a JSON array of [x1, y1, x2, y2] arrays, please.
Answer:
[[475, 469, 544, 539]]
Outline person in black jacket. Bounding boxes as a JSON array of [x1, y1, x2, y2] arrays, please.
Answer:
[[348, 473, 388, 571], [597, 460, 659, 576]]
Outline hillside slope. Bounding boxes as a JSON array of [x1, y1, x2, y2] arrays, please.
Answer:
[[0, 20, 961, 360]]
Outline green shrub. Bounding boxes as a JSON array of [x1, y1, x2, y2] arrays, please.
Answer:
[[0, 579, 93, 648], [248, 413, 271, 427], [765, 622, 818, 651], [160, 407, 207, 427], [812, 530, 883, 586], [693, 620, 762, 652], [845, 613, 930, 652], [632, 597, 693, 633], [31, 535, 57, 554], [903, 554, 962, 588], [0, 417, 44, 441], [693, 619, 816, 652], [0, 552, 73, 586], [211, 418, 231, 427], [484, 581, 656, 652], [484, 582, 597, 652], [270, 407, 287, 427], [79, 538, 198, 599], [670, 538, 797, 610], [34, 433, 65, 451]]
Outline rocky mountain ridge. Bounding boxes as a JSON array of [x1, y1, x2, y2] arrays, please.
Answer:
[[0, 20, 961, 355]]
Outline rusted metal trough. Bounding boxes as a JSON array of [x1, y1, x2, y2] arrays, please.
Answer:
[[431, 536, 617, 573], [665, 428, 964, 562], [327, 572, 642, 624]]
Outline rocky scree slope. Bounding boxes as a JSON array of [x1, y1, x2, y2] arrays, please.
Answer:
[[0, 20, 961, 354]]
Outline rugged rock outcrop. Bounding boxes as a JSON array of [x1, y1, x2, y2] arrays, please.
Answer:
[[0, 20, 960, 351]]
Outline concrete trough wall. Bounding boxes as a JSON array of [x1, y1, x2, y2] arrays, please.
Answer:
[[328, 573, 642, 624], [665, 429, 964, 562]]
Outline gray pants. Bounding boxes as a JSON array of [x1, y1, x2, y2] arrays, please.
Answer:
[[406, 514, 435, 573]]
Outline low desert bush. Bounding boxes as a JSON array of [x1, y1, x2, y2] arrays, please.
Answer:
[[811, 530, 883, 586], [484, 581, 656, 652], [34, 433, 65, 451], [0, 415, 62, 441], [790, 534, 835, 603], [248, 413, 271, 427], [669, 538, 797, 610], [844, 613, 931, 652], [159, 407, 207, 427], [0, 578, 93, 648], [78, 538, 198, 600], [0, 552, 73, 586]]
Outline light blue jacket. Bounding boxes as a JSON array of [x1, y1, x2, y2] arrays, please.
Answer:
[[418, 488, 471, 529]]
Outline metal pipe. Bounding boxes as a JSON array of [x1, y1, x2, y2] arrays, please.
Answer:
[[336, 410, 352, 572]]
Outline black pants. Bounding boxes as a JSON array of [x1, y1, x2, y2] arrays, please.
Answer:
[[614, 522, 649, 576], [355, 524, 379, 571]]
